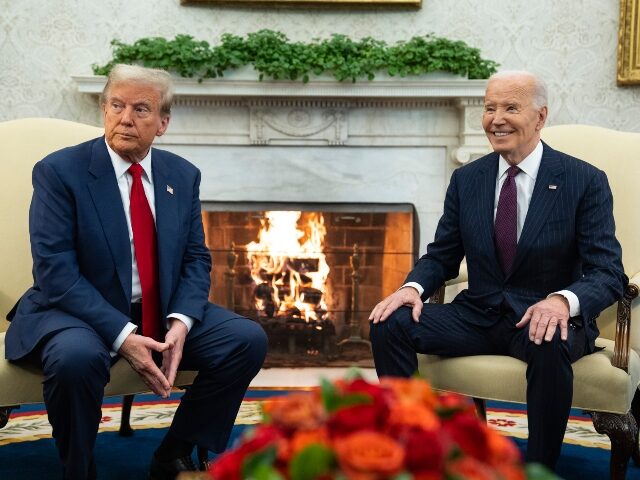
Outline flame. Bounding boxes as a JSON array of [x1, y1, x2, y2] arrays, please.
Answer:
[[246, 211, 330, 322]]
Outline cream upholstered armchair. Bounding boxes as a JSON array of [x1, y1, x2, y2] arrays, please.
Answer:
[[0, 118, 197, 436], [420, 125, 640, 480]]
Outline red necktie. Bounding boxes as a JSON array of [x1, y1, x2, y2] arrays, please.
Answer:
[[128, 163, 162, 340], [494, 165, 521, 274]]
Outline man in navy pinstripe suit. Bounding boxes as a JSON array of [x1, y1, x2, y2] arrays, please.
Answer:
[[369, 70, 627, 470]]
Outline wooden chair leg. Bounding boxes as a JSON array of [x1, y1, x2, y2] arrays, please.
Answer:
[[473, 397, 487, 422], [591, 410, 637, 480], [631, 389, 640, 466], [0, 406, 18, 428], [119, 394, 135, 437], [197, 446, 209, 471]]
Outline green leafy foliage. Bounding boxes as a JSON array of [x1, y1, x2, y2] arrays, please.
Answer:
[[241, 445, 284, 480], [92, 30, 498, 82], [525, 463, 562, 479], [320, 377, 372, 413], [289, 444, 336, 480]]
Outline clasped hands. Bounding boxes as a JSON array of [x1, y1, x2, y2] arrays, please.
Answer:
[[369, 287, 570, 344], [118, 318, 187, 398]]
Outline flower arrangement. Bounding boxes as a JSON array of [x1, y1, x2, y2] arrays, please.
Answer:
[[207, 374, 557, 480]]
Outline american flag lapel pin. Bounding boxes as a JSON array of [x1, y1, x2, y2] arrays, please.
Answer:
[[548, 184, 557, 190], [167, 185, 174, 195]]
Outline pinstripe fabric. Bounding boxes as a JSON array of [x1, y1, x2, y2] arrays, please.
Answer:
[[404, 142, 627, 344], [494, 165, 521, 273]]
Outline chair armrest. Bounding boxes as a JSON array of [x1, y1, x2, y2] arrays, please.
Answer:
[[428, 263, 468, 304], [612, 273, 640, 372]]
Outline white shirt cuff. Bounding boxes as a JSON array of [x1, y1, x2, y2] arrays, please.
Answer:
[[401, 282, 424, 296], [168, 313, 195, 332], [549, 290, 581, 317], [111, 322, 138, 356]]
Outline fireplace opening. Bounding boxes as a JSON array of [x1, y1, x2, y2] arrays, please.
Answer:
[[202, 202, 417, 367]]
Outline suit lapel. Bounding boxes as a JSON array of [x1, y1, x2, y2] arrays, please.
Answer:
[[152, 150, 179, 312], [87, 138, 132, 301], [475, 154, 504, 276], [508, 143, 564, 277]]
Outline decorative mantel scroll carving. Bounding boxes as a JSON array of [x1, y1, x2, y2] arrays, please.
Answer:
[[250, 107, 347, 145]]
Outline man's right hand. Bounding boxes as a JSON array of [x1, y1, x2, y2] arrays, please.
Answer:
[[119, 333, 172, 398], [369, 286, 423, 324]]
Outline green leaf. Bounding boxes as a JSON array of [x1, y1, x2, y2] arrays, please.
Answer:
[[391, 472, 413, 480], [320, 377, 372, 413], [525, 463, 563, 480], [242, 445, 279, 479], [289, 444, 336, 480]]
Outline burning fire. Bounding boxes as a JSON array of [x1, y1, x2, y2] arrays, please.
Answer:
[[246, 211, 330, 322]]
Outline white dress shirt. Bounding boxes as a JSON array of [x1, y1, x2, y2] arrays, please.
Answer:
[[404, 141, 580, 317], [105, 140, 194, 354]]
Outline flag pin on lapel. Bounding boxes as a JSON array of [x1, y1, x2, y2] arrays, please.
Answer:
[[548, 184, 557, 190], [167, 185, 174, 195]]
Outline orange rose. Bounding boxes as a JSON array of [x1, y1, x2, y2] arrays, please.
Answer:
[[494, 463, 527, 480], [486, 429, 522, 466], [334, 431, 405, 479], [277, 427, 331, 462], [380, 377, 438, 408], [447, 456, 499, 480], [263, 392, 325, 431], [386, 403, 440, 432]]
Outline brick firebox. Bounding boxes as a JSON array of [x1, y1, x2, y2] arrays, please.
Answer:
[[202, 207, 415, 366]]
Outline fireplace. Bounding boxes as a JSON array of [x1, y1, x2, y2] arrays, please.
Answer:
[[74, 73, 488, 366], [202, 203, 416, 367]]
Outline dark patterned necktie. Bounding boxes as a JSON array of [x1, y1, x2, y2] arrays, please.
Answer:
[[128, 163, 161, 340], [495, 165, 521, 274]]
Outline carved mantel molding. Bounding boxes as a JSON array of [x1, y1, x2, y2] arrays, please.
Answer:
[[73, 74, 489, 164]]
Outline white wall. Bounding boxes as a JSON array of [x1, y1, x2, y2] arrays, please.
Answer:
[[1, 0, 639, 130]]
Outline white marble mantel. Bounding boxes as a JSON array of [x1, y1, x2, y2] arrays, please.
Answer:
[[73, 74, 488, 164], [73, 74, 490, 250]]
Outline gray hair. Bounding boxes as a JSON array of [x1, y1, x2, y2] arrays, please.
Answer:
[[101, 64, 174, 116], [488, 70, 548, 110]]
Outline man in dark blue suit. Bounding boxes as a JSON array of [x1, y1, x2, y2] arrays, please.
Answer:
[[5, 64, 267, 479], [369, 70, 627, 470]]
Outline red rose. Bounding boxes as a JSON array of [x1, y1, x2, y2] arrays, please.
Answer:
[[327, 379, 390, 438], [442, 412, 490, 460], [209, 425, 282, 480], [403, 427, 446, 475]]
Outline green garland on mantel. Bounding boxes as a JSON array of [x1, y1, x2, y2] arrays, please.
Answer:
[[92, 30, 498, 83]]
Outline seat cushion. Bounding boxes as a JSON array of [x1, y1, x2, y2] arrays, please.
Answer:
[[419, 338, 640, 414], [0, 332, 197, 406]]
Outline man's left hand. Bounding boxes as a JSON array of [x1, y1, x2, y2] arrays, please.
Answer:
[[516, 295, 570, 344], [161, 318, 188, 387]]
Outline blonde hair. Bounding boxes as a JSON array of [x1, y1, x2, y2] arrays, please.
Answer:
[[101, 64, 174, 116]]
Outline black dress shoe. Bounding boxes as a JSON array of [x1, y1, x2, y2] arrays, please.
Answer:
[[149, 452, 198, 480]]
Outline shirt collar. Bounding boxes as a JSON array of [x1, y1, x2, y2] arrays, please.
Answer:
[[105, 138, 153, 183], [498, 140, 543, 181]]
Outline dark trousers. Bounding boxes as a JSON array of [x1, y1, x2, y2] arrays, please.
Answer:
[[369, 302, 589, 470], [36, 303, 267, 480]]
